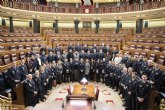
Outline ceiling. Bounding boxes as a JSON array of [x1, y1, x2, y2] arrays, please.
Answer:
[[46, 0, 119, 3]]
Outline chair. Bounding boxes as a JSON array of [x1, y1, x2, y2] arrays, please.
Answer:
[[161, 41, 165, 44], [26, 39, 31, 42], [18, 45, 24, 50], [153, 40, 160, 44], [3, 55, 11, 65], [6, 39, 12, 43], [154, 46, 160, 52], [132, 39, 138, 43], [158, 59, 165, 66], [31, 39, 36, 42], [141, 53, 147, 58], [25, 45, 31, 49], [19, 52, 26, 60], [162, 47, 165, 52], [146, 40, 152, 43], [0, 46, 4, 51], [33, 44, 39, 49], [10, 45, 16, 50], [138, 40, 143, 43], [137, 45, 143, 50], [11, 53, 18, 62], [134, 52, 140, 57], [150, 54, 156, 62], [130, 45, 136, 49], [13, 39, 19, 43], [20, 39, 25, 42], [144, 46, 151, 51], [0, 59, 4, 66]]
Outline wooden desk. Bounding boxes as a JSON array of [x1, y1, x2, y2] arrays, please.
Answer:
[[72, 84, 95, 98]]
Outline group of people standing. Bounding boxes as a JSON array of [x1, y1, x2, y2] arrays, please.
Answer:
[[0, 43, 164, 110]]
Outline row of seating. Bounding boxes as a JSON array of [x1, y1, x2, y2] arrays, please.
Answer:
[[0, 32, 40, 37], [123, 49, 165, 66], [0, 26, 33, 33], [0, 37, 43, 43], [131, 38, 165, 44], [0, 43, 46, 51], [43, 28, 133, 35], [128, 44, 165, 52], [0, 50, 40, 66], [134, 34, 165, 38]]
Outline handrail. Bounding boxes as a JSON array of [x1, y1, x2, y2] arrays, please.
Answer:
[[0, 93, 12, 110], [0, 1, 165, 14]]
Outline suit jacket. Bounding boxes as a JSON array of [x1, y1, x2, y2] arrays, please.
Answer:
[[85, 62, 90, 75]]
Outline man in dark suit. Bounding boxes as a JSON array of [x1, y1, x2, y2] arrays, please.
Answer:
[[63, 59, 70, 82], [78, 58, 85, 81], [33, 70, 42, 103], [24, 74, 37, 107]]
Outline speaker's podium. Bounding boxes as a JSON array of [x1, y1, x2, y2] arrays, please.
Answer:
[[65, 84, 96, 110]]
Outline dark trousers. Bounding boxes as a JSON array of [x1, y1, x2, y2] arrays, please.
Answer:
[[127, 94, 136, 110], [25, 96, 35, 107], [96, 73, 100, 82], [136, 100, 148, 110]]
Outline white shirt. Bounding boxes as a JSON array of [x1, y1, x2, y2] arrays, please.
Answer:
[[114, 56, 122, 65]]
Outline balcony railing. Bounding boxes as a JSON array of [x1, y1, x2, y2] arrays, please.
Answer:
[[0, 1, 165, 14]]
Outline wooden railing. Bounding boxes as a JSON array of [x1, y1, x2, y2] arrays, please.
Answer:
[[0, 93, 12, 110], [1, 1, 165, 14]]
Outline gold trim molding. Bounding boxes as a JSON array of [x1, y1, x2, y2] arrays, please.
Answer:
[[0, 5, 165, 21]]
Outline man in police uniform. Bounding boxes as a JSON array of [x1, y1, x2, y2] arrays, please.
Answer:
[[47, 51, 54, 63], [136, 74, 151, 110], [126, 72, 138, 110], [24, 74, 37, 107], [19, 59, 29, 81], [8, 62, 21, 88], [75, 43, 82, 52], [150, 63, 162, 90]]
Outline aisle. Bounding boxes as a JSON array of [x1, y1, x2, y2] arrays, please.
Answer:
[[45, 82, 124, 110]]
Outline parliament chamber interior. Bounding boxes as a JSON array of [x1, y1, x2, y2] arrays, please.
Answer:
[[0, 0, 165, 110]]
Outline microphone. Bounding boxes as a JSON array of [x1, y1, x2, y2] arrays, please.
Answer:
[[61, 97, 66, 109], [93, 100, 96, 110]]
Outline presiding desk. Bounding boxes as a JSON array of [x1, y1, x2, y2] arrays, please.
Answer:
[[72, 84, 95, 99], [65, 84, 96, 110]]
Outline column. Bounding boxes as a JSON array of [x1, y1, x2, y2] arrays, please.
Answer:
[[95, 3, 99, 13], [29, 21, 32, 28], [144, 21, 148, 28], [33, 19, 40, 33], [94, 20, 100, 34], [9, 17, 14, 32], [116, 20, 120, 34], [136, 19, 143, 33], [53, 20, 58, 33], [74, 19, 79, 33], [76, 3, 79, 13], [2, 19, 6, 26]]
